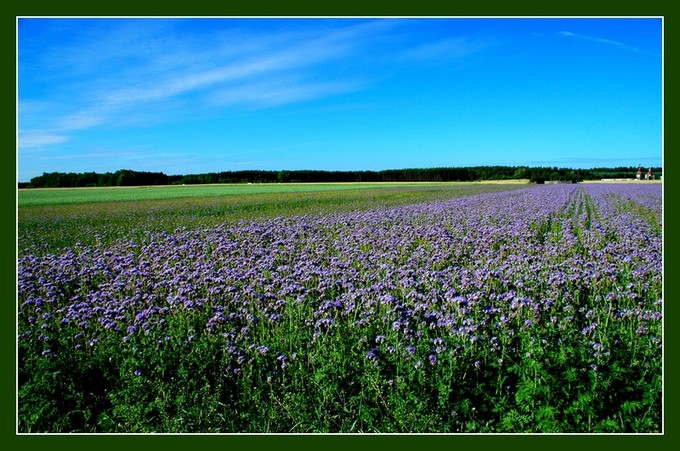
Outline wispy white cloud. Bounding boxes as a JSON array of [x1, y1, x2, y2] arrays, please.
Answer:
[[101, 21, 386, 106], [528, 156, 662, 168], [18, 132, 69, 148], [399, 36, 496, 62], [20, 20, 396, 147], [557, 31, 656, 56], [57, 112, 107, 131], [212, 78, 364, 109], [558, 31, 625, 47], [18, 19, 486, 153]]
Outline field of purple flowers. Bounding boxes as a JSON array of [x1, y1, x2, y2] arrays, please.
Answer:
[[17, 183, 662, 433]]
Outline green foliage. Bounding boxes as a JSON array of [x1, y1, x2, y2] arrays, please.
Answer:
[[24, 165, 658, 189], [18, 183, 525, 256], [17, 185, 662, 432], [26, 169, 169, 189], [19, 181, 467, 207], [17, 280, 663, 433], [607, 194, 662, 235]]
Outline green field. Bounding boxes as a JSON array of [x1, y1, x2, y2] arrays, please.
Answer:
[[18, 182, 528, 256], [17, 182, 488, 207], [17, 182, 662, 432]]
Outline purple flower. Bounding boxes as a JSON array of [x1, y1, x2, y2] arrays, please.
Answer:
[[277, 354, 289, 369], [582, 322, 598, 335], [17, 181, 661, 413], [366, 348, 378, 361]]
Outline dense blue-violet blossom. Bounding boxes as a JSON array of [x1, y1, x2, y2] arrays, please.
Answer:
[[18, 183, 662, 377]]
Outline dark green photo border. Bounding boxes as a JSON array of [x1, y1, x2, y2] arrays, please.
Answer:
[[7, 2, 673, 450]]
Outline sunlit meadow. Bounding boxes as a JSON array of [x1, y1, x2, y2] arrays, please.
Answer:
[[17, 183, 662, 433]]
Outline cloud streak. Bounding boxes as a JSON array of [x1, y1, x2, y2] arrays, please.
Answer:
[[212, 78, 364, 109], [399, 36, 496, 63], [18, 132, 69, 148], [19, 19, 403, 150], [557, 31, 657, 56], [18, 18, 500, 160]]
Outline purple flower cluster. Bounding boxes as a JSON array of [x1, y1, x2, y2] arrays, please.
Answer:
[[18, 183, 662, 376]]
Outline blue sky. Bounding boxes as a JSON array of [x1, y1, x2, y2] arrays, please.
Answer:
[[17, 17, 662, 181]]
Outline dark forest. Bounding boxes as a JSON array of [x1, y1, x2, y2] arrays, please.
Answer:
[[20, 166, 662, 189]]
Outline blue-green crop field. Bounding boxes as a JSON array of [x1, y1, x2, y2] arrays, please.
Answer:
[[18, 182, 523, 255], [17, 182, 662, 433], [18, 182, 475, 207]]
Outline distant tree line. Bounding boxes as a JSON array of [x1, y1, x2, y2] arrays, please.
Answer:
[[21, 169, 170, 189], [19, 166, 663, 189]]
